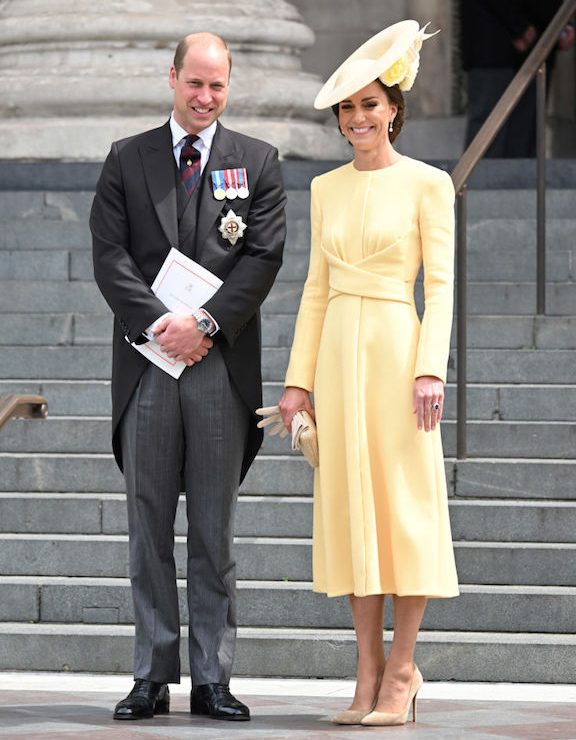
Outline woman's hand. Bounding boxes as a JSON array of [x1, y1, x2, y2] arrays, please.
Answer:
[[278, 386, 314, 432], [413, 376, 444, 432]]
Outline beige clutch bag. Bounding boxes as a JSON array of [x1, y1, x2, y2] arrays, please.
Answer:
[[256, 406, 319, 468], [291, 409, 319, 468]]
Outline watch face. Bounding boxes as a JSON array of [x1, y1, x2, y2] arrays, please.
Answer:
[[198, 319, 211, 333]]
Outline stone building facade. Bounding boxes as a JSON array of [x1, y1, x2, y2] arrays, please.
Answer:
[[0, 0, 573, 159]]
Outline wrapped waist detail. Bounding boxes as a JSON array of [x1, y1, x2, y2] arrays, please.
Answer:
[[325, 251, 413, 304]]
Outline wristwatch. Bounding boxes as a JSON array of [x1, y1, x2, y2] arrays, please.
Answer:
[[192, 309, 213, 334]]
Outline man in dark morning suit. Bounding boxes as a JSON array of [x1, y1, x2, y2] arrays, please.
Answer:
[[90, 33, 286, 722]]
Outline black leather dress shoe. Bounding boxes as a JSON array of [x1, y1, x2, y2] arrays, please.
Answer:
[[113, 679, 170, 720], [190, 683, 250, 721]]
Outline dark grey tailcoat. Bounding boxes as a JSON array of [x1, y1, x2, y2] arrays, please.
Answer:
[[90, 121, 286, 480]]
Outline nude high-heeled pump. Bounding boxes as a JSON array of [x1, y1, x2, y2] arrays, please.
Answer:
[[331, 708, 373, 725], [361, 664, 423, 727], [331, 668, 385, 725]]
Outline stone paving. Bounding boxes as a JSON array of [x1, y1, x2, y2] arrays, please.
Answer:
[[1, 687, 575, 739]]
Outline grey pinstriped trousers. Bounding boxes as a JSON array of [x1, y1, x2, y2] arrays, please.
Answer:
[[119, 344, 250, 685]]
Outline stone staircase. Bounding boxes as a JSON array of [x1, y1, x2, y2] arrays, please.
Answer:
[[0, 161, 575, 682]]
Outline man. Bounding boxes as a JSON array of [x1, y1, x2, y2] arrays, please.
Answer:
[[460, 0, 573, 157], [90, 33, 286, 722]]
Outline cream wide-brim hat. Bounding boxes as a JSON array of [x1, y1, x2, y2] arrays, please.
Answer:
[[314, 20, 439, 110]]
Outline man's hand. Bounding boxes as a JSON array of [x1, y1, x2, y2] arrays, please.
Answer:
[[413, 375, 444, 432], [154, 314, 213, 366], [512, 25, 537, 53], [558, 24, 574, 52]]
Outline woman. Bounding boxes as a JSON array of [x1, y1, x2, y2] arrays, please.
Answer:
[[278, 21, 459, 727]]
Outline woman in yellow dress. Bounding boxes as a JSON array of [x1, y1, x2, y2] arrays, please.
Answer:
[[278, 21, 459, 727]]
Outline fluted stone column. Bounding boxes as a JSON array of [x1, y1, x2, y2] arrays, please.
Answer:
[[0, 0, 347, 160]]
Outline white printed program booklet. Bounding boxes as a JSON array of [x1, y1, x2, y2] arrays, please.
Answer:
[[131, 248, 222, 379]]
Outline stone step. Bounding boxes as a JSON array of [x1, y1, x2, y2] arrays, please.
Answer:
[[0, 315, 78, 347], [1, 453, 575, 499], [0, 281, 106, 313], [0, 622, 573, 682], [1, 207, 574, 256], [3, 247, 576, 297], [0, 311, 112, 347], [3, 345, 576, 384], [0, 250, 72, 281], [0, 453, 315, 494], [465, 190, 576, 220], [1, 188, 575, 222], [0, 220, 90, 250], [6, 313, 576, 351], [1, 576, 573, 634], [2, 417, 575, 459], [3, 226, 575, 284], [262, 281, 576, 316], [199, 378, 576, 424], [285, 215, 576, 245], [282, 189, 576, 221], [3, 279, 576, 318], [253, 420, 576, 459], [0, 533, 574, 586], [0, 191, 92, 221], [262, 347, 576, 385], [0, 380, 111, 416], [2, 379, 576, 423], [454, 316, 576, 351], [281, 221, 576, 283], [0, 346, 111, 379], [448, 499, 576, 542], [1, 493, 575, 543]]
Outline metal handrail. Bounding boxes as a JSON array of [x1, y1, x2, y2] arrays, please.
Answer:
[[0, 395, 48, 433], [451, 0, 576, 459]]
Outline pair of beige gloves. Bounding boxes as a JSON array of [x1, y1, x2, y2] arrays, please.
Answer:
[[256, 406, 319, 468]]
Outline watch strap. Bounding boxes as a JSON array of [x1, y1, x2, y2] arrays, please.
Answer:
[[192, 309, 214, 334]]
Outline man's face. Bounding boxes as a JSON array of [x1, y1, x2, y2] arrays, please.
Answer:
[[169, 43, 230, 134]]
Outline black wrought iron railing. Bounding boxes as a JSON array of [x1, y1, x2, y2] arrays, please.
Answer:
[[451, 0, 576, 458]]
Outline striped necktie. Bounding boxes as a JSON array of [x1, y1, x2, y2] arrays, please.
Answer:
[[179, 135, 201, 195]]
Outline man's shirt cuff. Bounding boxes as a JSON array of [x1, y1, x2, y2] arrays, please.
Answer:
[[144, 312, 173, 340]]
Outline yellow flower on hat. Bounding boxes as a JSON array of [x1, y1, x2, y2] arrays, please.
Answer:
[[398, 58, 420, 91], [380, 55, 409, 87]]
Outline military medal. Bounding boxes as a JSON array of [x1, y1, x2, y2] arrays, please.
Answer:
[[224, 168, 237, 200], [211, 167, 249, 201], [218, 209, 247, 247], [237, 168, 249, 199], [211, 170, 226, 201]]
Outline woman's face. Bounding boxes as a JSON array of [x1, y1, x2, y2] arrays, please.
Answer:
[[338, 81, 397, 152]]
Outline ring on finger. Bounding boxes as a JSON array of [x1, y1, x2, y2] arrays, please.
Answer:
[[432, 402, 440, 411]]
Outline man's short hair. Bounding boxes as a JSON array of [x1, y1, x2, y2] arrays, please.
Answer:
[[173, 34, 232, 77]]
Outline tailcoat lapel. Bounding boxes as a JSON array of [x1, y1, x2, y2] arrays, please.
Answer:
[[139, 122, 179, 250], [196, 122, 243, 253]]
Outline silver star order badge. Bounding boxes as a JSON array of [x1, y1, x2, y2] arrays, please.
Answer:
[[218, 209, 247, 247]]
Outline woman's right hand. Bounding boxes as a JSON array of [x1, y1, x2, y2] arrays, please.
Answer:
[[278, 386, 314, 431]]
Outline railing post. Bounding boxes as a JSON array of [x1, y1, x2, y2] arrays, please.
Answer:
[[536, 63, 547, 315], [456, 186, 467, 460]]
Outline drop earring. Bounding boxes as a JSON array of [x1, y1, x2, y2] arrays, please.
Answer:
[[388, 119, 394, 133]]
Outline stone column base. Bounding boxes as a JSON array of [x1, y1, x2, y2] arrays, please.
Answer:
[[0, 116, 349, 161]]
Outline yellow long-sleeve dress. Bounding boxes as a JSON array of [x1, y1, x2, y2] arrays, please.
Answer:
[[285, 157, 459, 598]]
